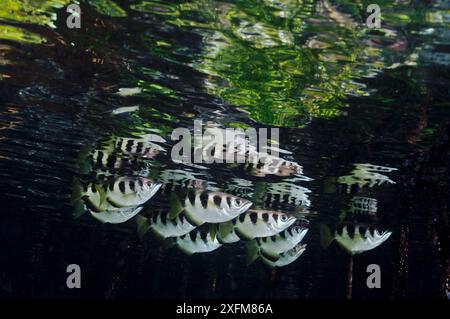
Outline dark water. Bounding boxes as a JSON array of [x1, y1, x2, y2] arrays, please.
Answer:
[[0, 0, 449, 299]]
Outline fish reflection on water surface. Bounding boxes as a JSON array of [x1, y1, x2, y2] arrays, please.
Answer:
[[321, 165, 397, 256], [71, 118, 311, 267], [0, 0, 447, 299]]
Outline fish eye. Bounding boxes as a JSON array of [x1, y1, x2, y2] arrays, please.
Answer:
[[235, 199, 242, 206], [281, 215, 288, 222]]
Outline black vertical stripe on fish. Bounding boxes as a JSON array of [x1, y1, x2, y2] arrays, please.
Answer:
[[250, 212, 258, 224], [129, 180, 135, 192], [106, 154, 116, 168], [232, 218, 237, 225], [213, 195, 221, 207], [287, 228, 293, 237], [126, 140, 133, 152], [119, 181, 126, 194], [179, 214, 185, 223], [347, 224, 356, 239], [359, 226, 367, 237], [279, 230, 286, 239], [136, 142, 143, 154], [96, 151, 104, 167], [200, 192, 208, 209], [239, 213, 246, 223], [200, 231, 208, 243], [272, 214, 278, 222], [91, 184, 97, 193], [188, 191, 196, 206], [161, 212, 167, 225], [337, 224, 344, 236], [270, 235, 276, 242], [117, 138, 124, 149], [226, 196, 232, 207], [138, 178, 144, 188], [189, 231, 197, 241], [152, 214, 158, 223], [262, 213, 269, 222]]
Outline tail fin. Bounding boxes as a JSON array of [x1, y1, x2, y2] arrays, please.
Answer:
[[136, 214, 151, 238], [320, 224, 334, 249]]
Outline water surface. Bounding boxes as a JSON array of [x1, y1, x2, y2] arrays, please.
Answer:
[[0, 0, 449, 298]]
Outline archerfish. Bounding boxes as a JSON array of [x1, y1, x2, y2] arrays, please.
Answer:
[[320, 223, 392, 255], [148, 211, 196, 239], [260, 243, 307, 268], [76, 146, 141, 174], [91, 206, 144, 224], [246, 155, 303, 177], [114, 135, 165, 159], [349, 196, 377, 216], [246, 224, 308, 263], [89, 149, 143, 172], [72, 177, 161, 222], [180, 191, 252, 226], [233, 209, 297, 240], [175, 228, 222, 255]]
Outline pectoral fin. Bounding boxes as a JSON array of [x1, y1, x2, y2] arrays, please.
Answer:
[[168, 193, 184, 219]]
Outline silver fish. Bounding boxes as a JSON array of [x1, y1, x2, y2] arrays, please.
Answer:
[[248, 225, 309, 261], [182, 191, 252, 225], [90, 206, 143, 224], [149, 211, 196, 238], [106, 177, 161, 208], [176, 229, 222, 255], [114, 135, 165, 159], [73, 177, 161, 221], [260, 243, 307, 268], [321, 223, 392, 255], [349, 196, 377, 215], [338, 163, 397, 193], [248, 155, 303, 177], [89, 149, 143, 172], [233, 209, 297, 240]]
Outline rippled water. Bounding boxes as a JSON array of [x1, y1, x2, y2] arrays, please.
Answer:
[[0, 0, 449, 298]]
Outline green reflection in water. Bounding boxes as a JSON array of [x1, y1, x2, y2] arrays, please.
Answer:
[[1, 0, 426, 127], [129, 0, 419, 126], [0, 24, 46, 44], [0, 0, 70, 27], [89, 0, 127, 17]]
